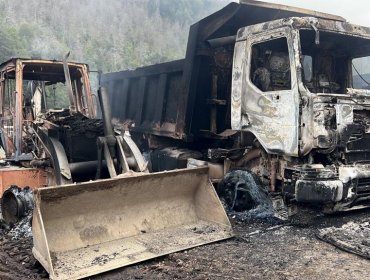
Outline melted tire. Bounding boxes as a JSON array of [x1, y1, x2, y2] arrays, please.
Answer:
[[1, 186, 33, 226], [217, 169, 270, 212]]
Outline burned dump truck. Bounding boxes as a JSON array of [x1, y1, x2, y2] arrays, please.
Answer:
[[102, 0, 370, 213], [0, 57, 232, 279]]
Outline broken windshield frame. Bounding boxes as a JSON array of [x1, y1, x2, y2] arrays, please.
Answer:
[[299, 28, 370, 94], [352, 56, 370, 90], [20, 61, 95, 117]]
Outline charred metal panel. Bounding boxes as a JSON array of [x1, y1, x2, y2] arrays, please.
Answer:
[[101, 60, 184, 138], [0, 168, 48, 196], [142, 76, 159, 123], [150, 148, 202, 172], [154, 74, 168, 122], [239, 0, 344, 22], [164, 73, 182, 124], [295, 180, 343, 203], [232, 27, 300, 156]]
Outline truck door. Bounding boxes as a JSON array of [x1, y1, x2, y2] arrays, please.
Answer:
[[233, 29, 299, 156]]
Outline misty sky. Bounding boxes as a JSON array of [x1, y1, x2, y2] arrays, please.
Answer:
[[260, 0, 370, 26]]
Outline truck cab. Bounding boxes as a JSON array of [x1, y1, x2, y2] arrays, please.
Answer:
[[232, 17, 370, 210]]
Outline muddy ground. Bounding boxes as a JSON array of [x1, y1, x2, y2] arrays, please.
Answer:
[[0, 207, 369, 280]]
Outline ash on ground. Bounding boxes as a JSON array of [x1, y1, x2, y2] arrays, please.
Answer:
[[318, 221, 370, 260], [6, 214, 33, 240]]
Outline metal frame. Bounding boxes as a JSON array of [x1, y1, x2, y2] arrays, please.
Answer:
[[0, 58, 96, 160]]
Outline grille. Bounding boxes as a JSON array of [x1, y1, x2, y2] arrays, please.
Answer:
[[357, 178, 370, 197], [293, 166, 338, 181]]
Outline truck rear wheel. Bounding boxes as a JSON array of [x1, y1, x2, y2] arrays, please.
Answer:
[[217, 169, 270, 212]]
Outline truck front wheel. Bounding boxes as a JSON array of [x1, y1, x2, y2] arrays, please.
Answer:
[[217, 169, 270, 212]]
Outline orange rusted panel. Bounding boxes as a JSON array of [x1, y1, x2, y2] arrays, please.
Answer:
[[0, 167, 48, 196]]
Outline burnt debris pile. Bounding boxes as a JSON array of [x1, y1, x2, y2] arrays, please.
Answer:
[[6, 214, 33, 240], [318, 221, 370, 260]]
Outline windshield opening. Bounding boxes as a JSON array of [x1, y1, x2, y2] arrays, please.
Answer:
[[352, 56, 370, 90], [22, 63, 89, 115], [299, 29, 370, 94]]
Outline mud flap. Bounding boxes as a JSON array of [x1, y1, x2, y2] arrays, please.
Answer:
[[32, 167, 232, 280]]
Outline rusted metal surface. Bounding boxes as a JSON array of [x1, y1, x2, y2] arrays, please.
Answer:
[[15, 60, 23, 160], [0, 54, 228, 280], [0, 58, 99, 188], [239, 0, 345, 22], [62, 53, 77, 113], [270, 158, 278, 192], [0, 168, 48, 196], [0, 58, 95, 118], [0, 56, 149, 193]]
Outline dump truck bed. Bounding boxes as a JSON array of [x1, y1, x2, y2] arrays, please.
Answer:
[[102, 59, 185, 139]]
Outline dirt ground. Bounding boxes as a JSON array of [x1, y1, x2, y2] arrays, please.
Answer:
[[1, 207, 369, 280]]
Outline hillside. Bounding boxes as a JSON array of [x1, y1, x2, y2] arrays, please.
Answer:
[[0, 0, 230, 72]]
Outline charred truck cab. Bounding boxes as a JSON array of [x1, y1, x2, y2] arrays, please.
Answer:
[[232, 17, 370, 211]]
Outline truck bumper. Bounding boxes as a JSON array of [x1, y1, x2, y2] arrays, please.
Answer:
[[295, 179, 343, 203]]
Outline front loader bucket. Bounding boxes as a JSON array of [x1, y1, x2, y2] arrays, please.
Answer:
[[32, 167, 232, 280]]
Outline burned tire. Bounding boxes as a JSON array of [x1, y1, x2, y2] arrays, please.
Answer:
[[1, 186, 33, 225], [217, 169, 270, 212]]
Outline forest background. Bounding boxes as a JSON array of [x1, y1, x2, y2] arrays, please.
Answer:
[[0, 0, 230, 72]]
